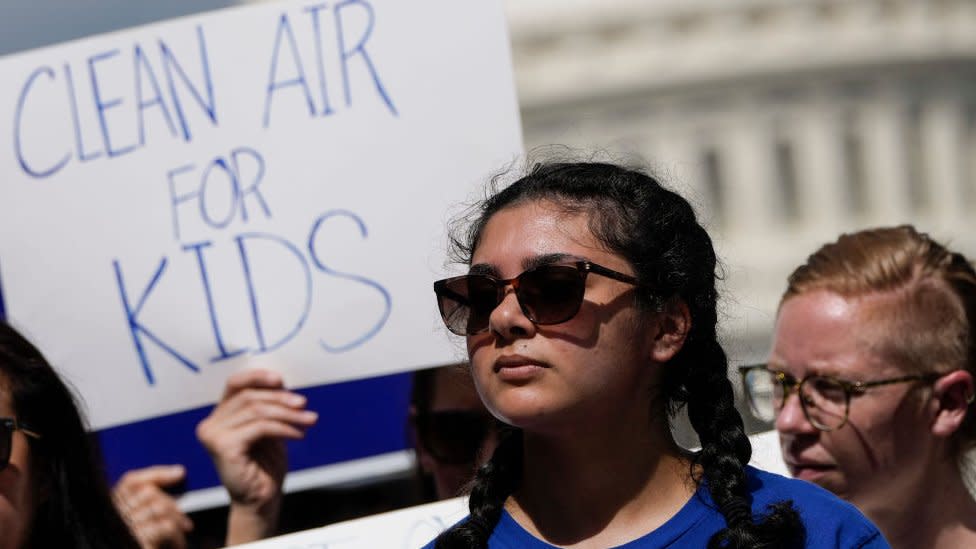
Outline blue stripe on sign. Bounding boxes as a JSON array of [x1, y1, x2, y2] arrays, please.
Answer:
[[96, 371, 414, 491], [0, 264, 6, 320]]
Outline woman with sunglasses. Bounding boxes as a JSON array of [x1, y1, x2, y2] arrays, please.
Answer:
[[0, 320, 141, 549], [427, 161, 886, 548], [410, 365, 498, 501], [747, 225, 976, 549]]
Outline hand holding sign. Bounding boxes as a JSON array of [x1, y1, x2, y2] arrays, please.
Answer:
[[196, 368, 318, 545], [113, 465, 194, 549]]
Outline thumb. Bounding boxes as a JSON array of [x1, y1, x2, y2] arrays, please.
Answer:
[[139, 464, 187, 487]]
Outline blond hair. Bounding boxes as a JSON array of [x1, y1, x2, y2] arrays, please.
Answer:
[[784, 225, 976, 451]]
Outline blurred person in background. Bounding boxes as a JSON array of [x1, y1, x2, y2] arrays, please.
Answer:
[[742, 225, 976, 549], [0, 320, 142, 549], [410, 365, 499, 501]]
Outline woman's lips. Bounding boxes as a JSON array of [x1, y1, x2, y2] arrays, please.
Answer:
[[493, 355, 548, 381]]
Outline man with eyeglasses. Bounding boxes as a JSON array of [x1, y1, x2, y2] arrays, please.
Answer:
[[740, 225, 976, 549]]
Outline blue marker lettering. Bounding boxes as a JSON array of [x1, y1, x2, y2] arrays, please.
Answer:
[[88, 49, 138, 157], [14, 66, 70, 178], [65, 63, 104, 163], [167, 163, 197, 241], [335, 0, 397, 115], [230, 147, 272, 222], [236, 233, 312, 352], [134, 44, 178, 146], [304, 3, 336, 116], [113, 258, 200, 385], [160, 26, 218, 141], [263, 13, 317, 128], [307, 210, 391, 352], [183, 241, 248, 361], [198, 157, 239, 230]]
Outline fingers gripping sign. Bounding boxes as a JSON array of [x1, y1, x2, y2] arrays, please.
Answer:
[[113, 465, 193, 549], [196, 368, 318, 545]]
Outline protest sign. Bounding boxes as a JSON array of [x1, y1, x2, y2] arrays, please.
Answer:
[[0, 0, 522, 429], [235, 496, 467, 549]]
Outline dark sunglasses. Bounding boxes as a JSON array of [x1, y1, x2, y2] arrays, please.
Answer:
[[433, 261, 639, 336], [1, 418, 41, 470], [413, 410, 496, 465]]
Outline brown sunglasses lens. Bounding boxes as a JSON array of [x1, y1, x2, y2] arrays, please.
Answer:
[[434, 265, 587, 336]]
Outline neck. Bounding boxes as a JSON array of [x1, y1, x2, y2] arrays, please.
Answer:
[[507, 413, 696, 547], [866, 460, 976, 549]]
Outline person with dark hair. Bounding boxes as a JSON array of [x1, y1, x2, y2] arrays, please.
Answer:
[[426, 160, 887, 548], [743, 225, 976, 548], [410, 365, 498, 501], [0, 320, 142, 549]]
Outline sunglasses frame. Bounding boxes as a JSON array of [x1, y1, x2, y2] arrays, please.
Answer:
[[0, 417, 41, 470], [433, 260, 639, 336]]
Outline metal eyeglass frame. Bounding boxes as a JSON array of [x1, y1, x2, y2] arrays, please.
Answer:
[[738, 364, 944, 432]]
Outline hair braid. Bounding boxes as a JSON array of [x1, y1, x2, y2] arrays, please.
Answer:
[[435, 428, 523, 549], [685, 340, 804, 548], [645, 188, 804, 548]]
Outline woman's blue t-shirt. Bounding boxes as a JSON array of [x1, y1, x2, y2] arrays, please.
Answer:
[[421, 466, 888, 548]]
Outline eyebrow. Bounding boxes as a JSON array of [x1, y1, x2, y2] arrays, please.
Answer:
[[767, 361, 844, 379], [468, 253, 584, 278]]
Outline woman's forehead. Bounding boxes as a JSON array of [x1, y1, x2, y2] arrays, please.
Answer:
[[473, 203, 606, 262]]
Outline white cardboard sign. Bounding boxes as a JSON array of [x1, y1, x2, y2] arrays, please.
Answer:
[[0, 0, 522, 429], [236, 496, 467, 549]]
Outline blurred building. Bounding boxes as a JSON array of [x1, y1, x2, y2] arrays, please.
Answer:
[[505, 0, 976, 364]]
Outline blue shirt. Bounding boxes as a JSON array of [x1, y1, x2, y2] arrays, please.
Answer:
[[422, 466, 888, 548]]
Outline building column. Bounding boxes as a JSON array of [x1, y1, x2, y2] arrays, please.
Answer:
[[859, 91, 911, 224], [793, 99, 846, 234], [723, 107, 775, 239], [921, 93, 966, 229]]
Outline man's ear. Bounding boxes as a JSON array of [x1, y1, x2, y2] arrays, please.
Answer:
[[931, 369, 974, 438], [650, 299, 691, 363]]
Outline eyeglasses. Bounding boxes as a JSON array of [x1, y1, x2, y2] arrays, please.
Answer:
[[433, 261, 639, 336], [1, 418, 41, 470], [413, 410, 497, 465], [739, 364, 942, 432]]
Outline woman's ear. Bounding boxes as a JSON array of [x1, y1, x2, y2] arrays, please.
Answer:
[[930, 369, 974, 438], [650, 299, 691, 363]]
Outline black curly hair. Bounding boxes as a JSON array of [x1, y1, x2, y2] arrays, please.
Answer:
[[0, 320, 141, 549], [434, 160, 805, 548]]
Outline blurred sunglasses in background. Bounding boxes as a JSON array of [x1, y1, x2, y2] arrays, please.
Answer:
[[413, 410, 497, 465], [0, 417, 41, 470], [433, 261, 639, 336]]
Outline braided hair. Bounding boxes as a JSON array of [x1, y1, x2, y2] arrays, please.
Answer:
[[435, 161, 804, 548]]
